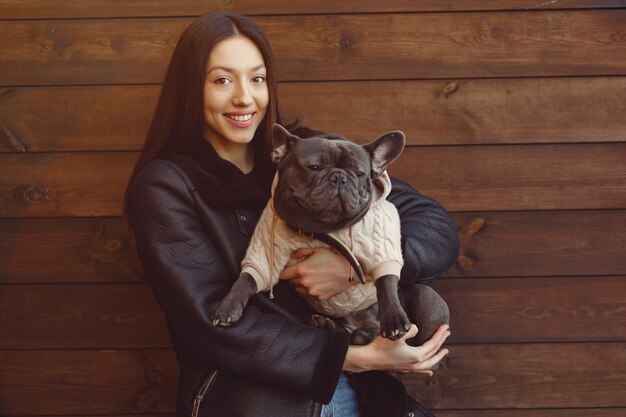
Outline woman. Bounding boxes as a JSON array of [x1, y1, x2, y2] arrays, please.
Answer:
[[126, 11, 458, 417]]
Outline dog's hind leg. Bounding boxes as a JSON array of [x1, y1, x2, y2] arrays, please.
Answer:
[[399, 283, 450, 347]]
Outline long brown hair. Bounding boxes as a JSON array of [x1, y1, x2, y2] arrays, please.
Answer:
[[124, 12, 281, 218]]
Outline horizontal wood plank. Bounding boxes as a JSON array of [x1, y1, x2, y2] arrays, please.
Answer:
[[391, 143, 626, 212], [433, 276, 626, 344], [447, 210, 626, 277], [3, 76, 626, 152], [0, 349, 178, 415], [2, 0, 625, 19], [3, 210, 625, 283], [437, 409, 626, 417], [1, 277, 623, 349], [1, 144, 625, 217], [29, 415, 174, 417], [0, 85, 155, 152], [0, 344, 623, 414], [402, 342, 626, 409], [0, 152, 136, 217], [0, 284, 170, 349], [0, 218, 143, 283], [2, 10, 626, 85]]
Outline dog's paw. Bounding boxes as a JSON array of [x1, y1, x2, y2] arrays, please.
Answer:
[[379, 311, 412, 341], [310, 314, 337, 331], [211, 299, 244, 327]]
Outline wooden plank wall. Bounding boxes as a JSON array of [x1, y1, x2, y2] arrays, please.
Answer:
[[1, 1, 625, 416]]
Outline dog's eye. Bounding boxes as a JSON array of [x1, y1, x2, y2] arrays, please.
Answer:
[[356, 171, 366, 177], [308, 165, 321, 171]]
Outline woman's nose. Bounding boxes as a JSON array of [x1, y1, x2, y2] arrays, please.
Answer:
[[233, 82, 253, 106]]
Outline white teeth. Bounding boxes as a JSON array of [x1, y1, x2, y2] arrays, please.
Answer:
[[227, 114, 253, 122]]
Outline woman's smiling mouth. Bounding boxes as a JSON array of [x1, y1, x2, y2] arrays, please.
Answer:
[[224, 112, 255, 127]]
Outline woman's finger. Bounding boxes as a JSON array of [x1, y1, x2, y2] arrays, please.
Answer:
[[290, 247, 317, 258], [420, 329, 451, 363], [418, 324, 450, 354], [279, 264, 302, 280], [412, 347, 449, 372], [399, 324, 418, 342]]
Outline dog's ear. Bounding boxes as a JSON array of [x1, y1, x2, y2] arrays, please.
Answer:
[[363, 131, 406, 178], [272, 123, 301, 164]]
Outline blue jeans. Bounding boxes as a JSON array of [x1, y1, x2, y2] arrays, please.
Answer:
[[322, 373, 362, 417]]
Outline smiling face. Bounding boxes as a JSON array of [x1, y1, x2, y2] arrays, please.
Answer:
[[203, 35, 269, 166]]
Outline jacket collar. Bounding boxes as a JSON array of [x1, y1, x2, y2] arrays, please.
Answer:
[[159, 136, 275, 208]]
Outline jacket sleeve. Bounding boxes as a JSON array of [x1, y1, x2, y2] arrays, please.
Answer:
[[387, 177, 460, 286], [129, 160, 349, 404]]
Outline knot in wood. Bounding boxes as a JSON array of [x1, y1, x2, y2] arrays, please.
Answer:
[[441, 81, 460, 98], [105, 239, 123, 252], [136, 371, 166, 409], [146, 370, 164, 384], [1, 124, 29, 152], [457, 254, 477, 268], [339, 32, 353, 51], [18, 184, 50, 203], [460, 217, 486, 239], [0, 88, 15, 98]]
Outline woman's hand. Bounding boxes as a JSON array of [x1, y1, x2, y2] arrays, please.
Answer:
[[279, 247, 358, 300], [344, 324, 450, 376]]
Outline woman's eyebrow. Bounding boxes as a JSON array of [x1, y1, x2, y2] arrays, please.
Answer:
[[207, 64, 266, 74]]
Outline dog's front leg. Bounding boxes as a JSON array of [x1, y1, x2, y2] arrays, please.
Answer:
[[375, 274, 411, 340], [212, 272, 258, 327]]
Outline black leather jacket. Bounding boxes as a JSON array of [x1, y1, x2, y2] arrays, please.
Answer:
[[129, 139, 459, 417]]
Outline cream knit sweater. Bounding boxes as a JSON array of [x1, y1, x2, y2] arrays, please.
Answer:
[[241, 172, 403, 318]]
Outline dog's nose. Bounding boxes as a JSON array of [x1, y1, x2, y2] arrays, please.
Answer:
[[330, 172, 347, 187]]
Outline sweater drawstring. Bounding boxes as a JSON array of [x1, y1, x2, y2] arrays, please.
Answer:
[[269, 211, 277, 299]]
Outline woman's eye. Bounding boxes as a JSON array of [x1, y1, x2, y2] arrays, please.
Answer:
[[308, 165, 321, 171], [252, 75, 266, 83], [214, 77, 232, 85]]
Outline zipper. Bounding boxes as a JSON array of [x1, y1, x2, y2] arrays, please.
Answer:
[[313, 401, 323, 417], [191, 370, 219, 417]]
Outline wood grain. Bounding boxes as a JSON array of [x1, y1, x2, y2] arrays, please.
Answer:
[[1, 144, 625, 217], [0, 152, 136, 217], [3, 76, 626, 152], [2, 0, 625, 19], [3, 210, 625, 283], [433, 276, 626, 344], [0, 344, 623, 414], [402, 342, 626, 409], [0, 218, 142, 283], [0, 86, 156, 152], [0, 349, 178, 415], [447, 211, 626, 278], [2, 10, 626, 85], [0, 277, 622, 349], [436, 410, 626, 417], [390, 143, 626, 212], [0, 284, 170, 349]]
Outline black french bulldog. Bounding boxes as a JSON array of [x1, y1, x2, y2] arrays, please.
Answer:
[[212, 124, 449, 346]]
